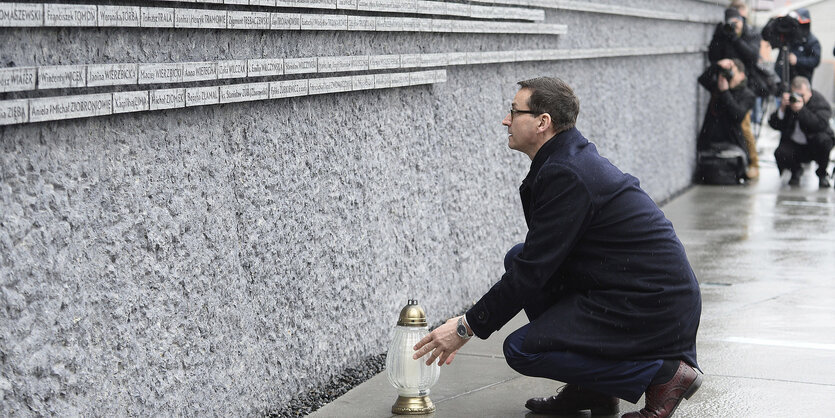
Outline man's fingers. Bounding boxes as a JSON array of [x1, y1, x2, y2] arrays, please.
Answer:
[[413, 334, 433, 351], [445, 351, 457, 365], [425, 349, 442, 366], [434, 348, 447, 366], [413, 343, 433, 360], [413, 333, 436, 359]]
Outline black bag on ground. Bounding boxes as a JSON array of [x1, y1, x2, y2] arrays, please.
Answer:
[[696, 143, 748, 185]]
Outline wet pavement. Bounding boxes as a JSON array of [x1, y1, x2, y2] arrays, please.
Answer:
[[309, 128, 835, 417]]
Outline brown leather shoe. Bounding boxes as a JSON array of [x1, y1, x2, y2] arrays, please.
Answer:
[[526, 384, 619, 416], [621, 361, 702, 418]]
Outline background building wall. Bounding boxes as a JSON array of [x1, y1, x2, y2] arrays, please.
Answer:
[[1, 0, 722, 414], [805, 0, 835, 101]]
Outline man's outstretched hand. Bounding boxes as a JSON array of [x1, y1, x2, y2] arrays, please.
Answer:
[[413, 317, 469, 366]]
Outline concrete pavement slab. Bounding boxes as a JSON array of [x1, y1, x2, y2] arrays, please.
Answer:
[[309, 314, 529, 418]]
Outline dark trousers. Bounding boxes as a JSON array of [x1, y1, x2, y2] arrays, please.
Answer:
[[500, 243, 662, 403], [774, 136, 833, 178]]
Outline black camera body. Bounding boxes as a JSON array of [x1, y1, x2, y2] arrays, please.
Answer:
[[722, 22, 735, 35], [707, 63, 735, 87], [789, 92, 804, 104], [719, 67, 735, 81], [722, 18, 738, 36], [762, 15, 801, 48]]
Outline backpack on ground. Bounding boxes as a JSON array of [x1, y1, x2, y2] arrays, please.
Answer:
[[696, 143, 748, 185]]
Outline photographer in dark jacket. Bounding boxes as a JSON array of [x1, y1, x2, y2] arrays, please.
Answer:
[[697, 59, 756, 178], [771, 8, 821, 84], [769, 76, 834, 188], [708, 6, 765, 95]]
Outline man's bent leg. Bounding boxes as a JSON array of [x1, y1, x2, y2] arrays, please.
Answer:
[[774, 141, 804, 184], [503, 243, 524, 272], [503, 324, 662, 404], [808, 133, 833, 187]]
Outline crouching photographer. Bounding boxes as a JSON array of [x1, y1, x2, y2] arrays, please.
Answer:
[[695, 58, 756, 184], [769, 76, 835, 188]]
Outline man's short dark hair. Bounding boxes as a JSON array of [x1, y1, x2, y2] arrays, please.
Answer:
[[517, 77, 580, 133]]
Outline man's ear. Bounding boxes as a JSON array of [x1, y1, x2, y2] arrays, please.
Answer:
[[538, 113, 553, 133]]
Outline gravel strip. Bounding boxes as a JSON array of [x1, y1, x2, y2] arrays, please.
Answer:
[[268, 313, 463, 416], [267, 353, 388, 417]]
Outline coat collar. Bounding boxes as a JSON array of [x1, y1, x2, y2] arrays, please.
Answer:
[[731, 78, 748, 90], [522, 127, 584, 186]]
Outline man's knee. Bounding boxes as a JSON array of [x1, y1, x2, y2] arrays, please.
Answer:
[[774, 145, 800, 169], [503, 333, 522, 368], [809, 134, 834, 159], [504, 243, 525, 272], [503, 328, 536, 374]]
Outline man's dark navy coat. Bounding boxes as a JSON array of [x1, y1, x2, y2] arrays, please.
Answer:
[[465, 128, 701, 368]]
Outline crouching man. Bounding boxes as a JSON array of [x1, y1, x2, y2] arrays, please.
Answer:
[[769, 76, 835, 187], [414, 77, 703, 418], [696, 58, 757, 183]]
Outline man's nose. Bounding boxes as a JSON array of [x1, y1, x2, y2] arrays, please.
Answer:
[[502, 114, 512, 126]]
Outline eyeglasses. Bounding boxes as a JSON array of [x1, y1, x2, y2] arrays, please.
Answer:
[[509, 108, 541, 121]]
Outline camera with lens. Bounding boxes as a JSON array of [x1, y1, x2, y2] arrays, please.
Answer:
[[789, 92, 804, 104], [762, 15, 801, 48], [707, 62, 736, 86], [722, 19, 738, 36]]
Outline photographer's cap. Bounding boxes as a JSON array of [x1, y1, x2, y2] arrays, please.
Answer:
[[724, 8, 741, 20], [788, 8, 811, 24]]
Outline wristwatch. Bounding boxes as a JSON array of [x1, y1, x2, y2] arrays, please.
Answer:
[[456, 316, 472, 340]]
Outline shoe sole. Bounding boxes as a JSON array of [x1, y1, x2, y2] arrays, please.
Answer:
[[683, 372, 703, 400], [667, 372, 703, 418]]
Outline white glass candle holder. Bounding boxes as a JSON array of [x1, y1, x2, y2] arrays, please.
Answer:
[[385, 299, 440, 415]]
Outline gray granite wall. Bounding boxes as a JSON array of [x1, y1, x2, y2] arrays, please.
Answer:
[[0, 0, 722, 415]]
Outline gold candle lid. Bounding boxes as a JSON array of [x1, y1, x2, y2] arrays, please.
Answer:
[[397, 299, 427, 327]]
